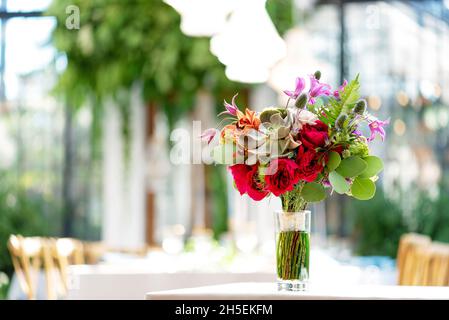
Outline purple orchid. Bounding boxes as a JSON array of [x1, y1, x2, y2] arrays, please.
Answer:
[[223, 93, 239, 116], [309, 75, 331, 104], [200, 128, 218, 144], [368, 119, 390, 142], [352, 129, 363, 136], [333, 79, 348, 99], [283, 77, 306, 99]]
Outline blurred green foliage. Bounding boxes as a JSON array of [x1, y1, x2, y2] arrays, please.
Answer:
[[0, 272, 8, 299], [348, 186, 449, 257], [208, 166, 229, 238], [48, 0, 237, 133], [47, 0, 293, 130], [0, 172, 59, 276], [0, 272, 9, 300], [47, 0, 293, 240], [348, 189, 406, 257]]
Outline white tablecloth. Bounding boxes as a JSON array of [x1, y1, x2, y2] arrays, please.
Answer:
[[66, 249, 397, 299], [145, 282, 449, 300], [67, 266, 275, 300]]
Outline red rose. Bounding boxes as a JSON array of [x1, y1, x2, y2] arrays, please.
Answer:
[[299, 120, 329, 149], [264, 158, 301, 197], [246, 165, 269, 201], [229, 164, 250, 195], [229, 164, 268, 201], [296, 145, 326, 182]]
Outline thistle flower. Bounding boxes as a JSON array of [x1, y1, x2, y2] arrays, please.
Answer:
[[354, 99, 367, 115], [294, 92, 309, 109], [335, 114, 348, 130]]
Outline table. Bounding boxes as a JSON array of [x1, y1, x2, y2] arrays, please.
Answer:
[[145, 282, 449, 300], [67, 265, 275, 300], [66, 249, 397, 299]]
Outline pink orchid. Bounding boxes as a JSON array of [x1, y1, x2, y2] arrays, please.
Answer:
[[333, 79, 348, 98], [368, 119, 390, 142], [200, 128, 218, 144], [309, 75, 331, 104], [223, 93, 239, 116], [283, 77, 306, 99]]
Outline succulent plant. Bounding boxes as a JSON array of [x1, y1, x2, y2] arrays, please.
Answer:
[[235, 128, 268, 165], [259, 110, 300, 159]]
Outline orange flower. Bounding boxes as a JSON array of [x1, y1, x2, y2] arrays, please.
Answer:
[[237, 108, 261, 130]]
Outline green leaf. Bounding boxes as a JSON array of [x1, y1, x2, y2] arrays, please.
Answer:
[[336, 156, 367, 178], [351, 177, 376, 200], [301, 182, 326, 202], [316, 76, 360, 126], [329, 171, 350, 194], [327, 151, 341, 172], [359, 156, 384, 178], [340, 75, 360, 107]]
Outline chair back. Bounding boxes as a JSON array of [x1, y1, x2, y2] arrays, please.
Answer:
[[83, 241, 107, 264], [51, 238, 85, 295], [7, 235, 43, 299], [423, 242, 449, 286], [397, 233, 431, 285]]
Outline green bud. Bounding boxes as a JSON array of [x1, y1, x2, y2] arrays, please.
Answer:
[[335, 114, 347, 130], [294, 93, 308, 109], [342, 149, 351, 159], [314, 70, 321, 80], [354, 100, 366, 115]]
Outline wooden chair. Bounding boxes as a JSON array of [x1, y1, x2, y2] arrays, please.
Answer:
[[50, 238, 85, 295], [397, 233, 431, 285], [83, 241, 150, 265], [422, 242, 449, 286], [83, 241, 107, 265], [7, 235, 43, 299]]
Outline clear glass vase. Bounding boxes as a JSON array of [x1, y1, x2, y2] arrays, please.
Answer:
[[275, 210, 311, 291]]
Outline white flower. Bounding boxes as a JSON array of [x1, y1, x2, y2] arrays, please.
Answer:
[[292, 109, 318, 133]]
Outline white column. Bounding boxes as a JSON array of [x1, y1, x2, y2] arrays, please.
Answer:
[[102, 89, 146, 248]]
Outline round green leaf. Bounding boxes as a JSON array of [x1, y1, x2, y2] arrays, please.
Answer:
[[351, 177, 376, 200], [359, 156, 384, 178], [336, 156, 367, 178], [329, 171, 350, 194], [327, 151, 341, 172], [301, 182, 326, 202]]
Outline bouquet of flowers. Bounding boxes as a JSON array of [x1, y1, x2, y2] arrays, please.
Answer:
[[203, 71, 388, 208], [202, 71, 388, 288]]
